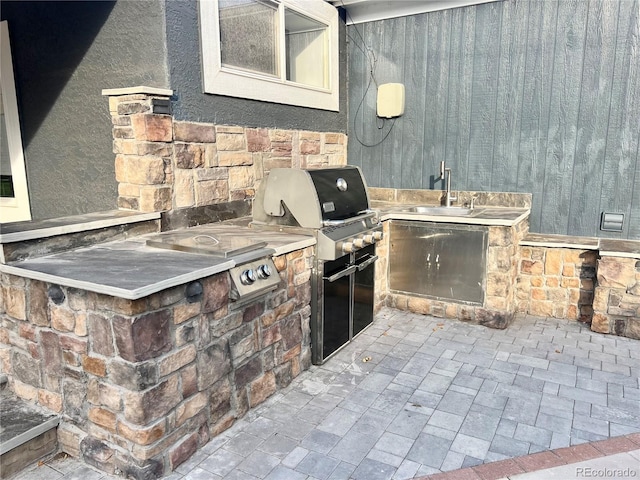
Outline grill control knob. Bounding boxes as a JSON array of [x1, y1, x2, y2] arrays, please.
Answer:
[[256, 264, 272, 279], [363, 234, 375, 244], [240, 269, 257, 285], [353, 238, 365, 248], [372, 231, 383, 241], [342, 241, 355, 253]]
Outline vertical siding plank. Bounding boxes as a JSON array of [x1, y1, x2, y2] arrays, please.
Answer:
[[362, 20, 385, 186], [540, 0, 589, 235], [569, 0, 619, 237], [445, 6, 476, 195], [517, 0, 556, 235], [467, 2, 502, 191], [346, 19, 367, 173], [422, 9, 452, 192], [379, 16, 406, 188], [631, 143, 640, 238], [400, 14, 428, 189], [599, 0, 640, 238], [491, 0, 528, 193]]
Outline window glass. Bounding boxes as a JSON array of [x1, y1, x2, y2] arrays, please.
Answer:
[[285, 8, 328, 89], [219, 0, 279, 77]]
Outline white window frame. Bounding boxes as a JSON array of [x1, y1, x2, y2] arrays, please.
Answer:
[[0, 21, 31, 223], [199, 0, 340, 111]]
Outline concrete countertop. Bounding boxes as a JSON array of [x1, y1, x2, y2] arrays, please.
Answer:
[[521, 232, 640, 259], [0, 221, 315, 300], [0, 210, 161, 244], [374, 202, 530, 227]]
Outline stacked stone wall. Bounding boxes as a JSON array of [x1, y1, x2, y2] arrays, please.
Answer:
[[106, 91, 347, 214], [373, 221, 390, 313], [516, 247, 597, 321], [484, 221, 528, 314], [0, 247, 313, 478]]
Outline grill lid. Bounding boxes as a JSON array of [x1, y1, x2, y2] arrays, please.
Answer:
[[253, 166, 371, 229], [307, 167, 369, 221]]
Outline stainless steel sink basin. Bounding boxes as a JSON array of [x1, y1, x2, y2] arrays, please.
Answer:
[[403, 206, 475, 216]]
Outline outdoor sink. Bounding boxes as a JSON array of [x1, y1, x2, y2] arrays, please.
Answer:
[[403, 206, 475, 216]]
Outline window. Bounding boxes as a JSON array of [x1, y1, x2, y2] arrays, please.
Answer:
[[0, 21, 31, 223], [200, 0, 339, 111]]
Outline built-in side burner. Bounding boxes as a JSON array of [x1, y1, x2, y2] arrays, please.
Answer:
[[145, 231, 267, 258], [145, 230, 278, 307]]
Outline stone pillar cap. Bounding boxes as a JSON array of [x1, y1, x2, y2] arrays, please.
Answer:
[[102, 86, 173, 97]]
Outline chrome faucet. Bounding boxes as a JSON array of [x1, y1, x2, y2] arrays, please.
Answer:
[[439, 161, 457, 207]]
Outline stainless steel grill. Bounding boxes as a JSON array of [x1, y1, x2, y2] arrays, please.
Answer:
[[252, 166, 383, 364]]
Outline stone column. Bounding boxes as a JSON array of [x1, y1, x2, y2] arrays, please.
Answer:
[[102, 86, 174, 213], [591, 255, 640, 339]]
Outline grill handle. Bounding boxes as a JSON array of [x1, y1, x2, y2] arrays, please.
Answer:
[[322, 210, 376, 227], [357, 255, 378, 271], [323, 264, 357, 283]]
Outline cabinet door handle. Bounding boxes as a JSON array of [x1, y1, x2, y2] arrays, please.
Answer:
[[357, 255, 378, 271], [324, 264, 357, 283]]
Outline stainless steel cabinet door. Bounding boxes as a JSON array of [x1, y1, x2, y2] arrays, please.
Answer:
[[389, 221, 487, 304]]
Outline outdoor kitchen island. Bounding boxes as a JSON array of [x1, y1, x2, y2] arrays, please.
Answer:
[[370, 188, 532, 330], [0, 218, 315, 478]]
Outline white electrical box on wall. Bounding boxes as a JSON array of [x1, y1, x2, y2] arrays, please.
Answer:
[[377, 83, 405, 118]]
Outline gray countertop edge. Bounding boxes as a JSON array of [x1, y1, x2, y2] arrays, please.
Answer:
[[379, 209, 530, 227], [0, 211, 161, 244], [519, 239, 600, 250], [598, 250, 640, 260], [0, 261, 235, 300], [269, 237, 316, 256]]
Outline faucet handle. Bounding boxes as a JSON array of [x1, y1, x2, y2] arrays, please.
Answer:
[[439, 160, 445, 179]]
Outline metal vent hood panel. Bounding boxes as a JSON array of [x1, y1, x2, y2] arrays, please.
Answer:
[[328, 0, 505, 24]]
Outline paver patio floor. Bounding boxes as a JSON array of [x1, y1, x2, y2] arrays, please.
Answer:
[[14, 307, 640, 479], [166, 307, 640, 479]]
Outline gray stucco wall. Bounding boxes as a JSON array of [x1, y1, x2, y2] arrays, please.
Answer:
[[347, 0, 640, 240], [1, 1, 169, 221], [164, 0, 348, 133]]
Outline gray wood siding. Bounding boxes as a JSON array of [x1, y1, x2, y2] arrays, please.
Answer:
[[348, 0, 640, 239]]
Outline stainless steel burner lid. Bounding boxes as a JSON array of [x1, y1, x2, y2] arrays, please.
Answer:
[[146, 231, 267, 258]]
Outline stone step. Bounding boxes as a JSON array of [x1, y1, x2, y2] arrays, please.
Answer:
[[0, 389, 60, 479]]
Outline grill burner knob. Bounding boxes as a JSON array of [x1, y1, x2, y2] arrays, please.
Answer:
[[353, 238, 365, 248], [373, 231, 383, 241], [256, 264, 272, 279], [342, 241, 355, 253], [363, 234, 375, 244], [240, 269, 257, 285]]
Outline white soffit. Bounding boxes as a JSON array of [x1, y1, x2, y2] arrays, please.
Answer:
[[328, 0, 504, 24]]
